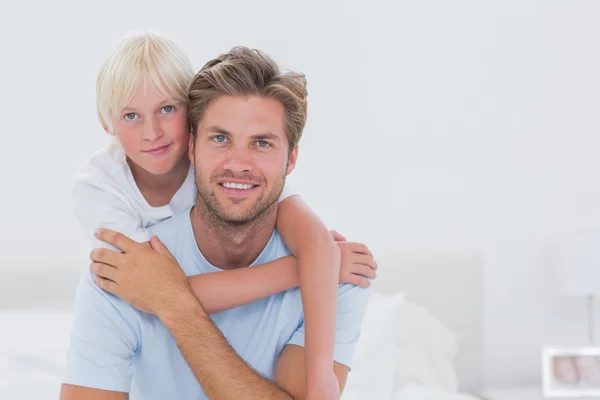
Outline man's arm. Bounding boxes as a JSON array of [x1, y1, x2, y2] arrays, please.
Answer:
[[59, 271, 139, 399], [61, 386, 128, 400], [275, 345, 350, 399], [159, 291, 295, 400]]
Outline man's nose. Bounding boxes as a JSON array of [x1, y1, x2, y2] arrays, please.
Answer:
[[223, 146, 253, 174]]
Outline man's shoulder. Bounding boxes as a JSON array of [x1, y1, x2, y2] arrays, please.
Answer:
[[147, 211, 189, 235], [256, 229, 292, 264], [336, 283, 371, 310], [147, 211, 192, 256], [75, 270, 145, 330]]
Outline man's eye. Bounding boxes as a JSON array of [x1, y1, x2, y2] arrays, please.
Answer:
[[256, 140, 270, 148], [162, 106, 174, 113], [124, 113, 138, 121], [214, 135, 227, 143]]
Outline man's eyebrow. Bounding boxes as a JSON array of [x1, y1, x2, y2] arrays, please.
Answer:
[[205, 126, 281, 141], [205, 125, 231, 135], [250, 132, 280, 141]]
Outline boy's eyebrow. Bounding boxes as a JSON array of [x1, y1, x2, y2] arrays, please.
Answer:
[[205, 125, 281, 141], [121, 99, 181, 113]]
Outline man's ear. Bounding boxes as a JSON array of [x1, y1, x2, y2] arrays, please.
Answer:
[[286, 145, 299, 176], [188, 134, 195, 165]]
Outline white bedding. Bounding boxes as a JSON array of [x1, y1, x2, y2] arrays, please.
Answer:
[[0, 311, 73, 399], [342, 387, 479, 400], [0, 304, 481, 400], [342, 292, 481, 400]]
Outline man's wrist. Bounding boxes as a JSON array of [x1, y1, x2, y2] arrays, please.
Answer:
[[158, 290, 206, 326]]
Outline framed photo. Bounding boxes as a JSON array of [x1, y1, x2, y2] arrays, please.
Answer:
[[542, 347, 600, 398]]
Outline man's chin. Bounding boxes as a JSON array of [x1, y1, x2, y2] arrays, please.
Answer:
[[211, 200, 259, 223], [215, 211, 258, 225]]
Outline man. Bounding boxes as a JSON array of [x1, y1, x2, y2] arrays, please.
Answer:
[[61, 47, 371, 400]]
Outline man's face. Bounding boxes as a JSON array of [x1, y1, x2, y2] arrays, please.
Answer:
[[189, 95, 298, 224]]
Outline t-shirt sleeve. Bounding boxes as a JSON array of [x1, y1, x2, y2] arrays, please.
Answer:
[[278, 182, 297, 202], [72, 180, 151, 250], [63, 271, 142, 392], [287, 284, 371, 369]]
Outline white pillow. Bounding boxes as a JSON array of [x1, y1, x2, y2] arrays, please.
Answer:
[[344, 292, 405, 397], [394, 300, 459, 392]]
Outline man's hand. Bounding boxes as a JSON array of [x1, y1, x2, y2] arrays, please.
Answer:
[[90, 228, 192, 317]]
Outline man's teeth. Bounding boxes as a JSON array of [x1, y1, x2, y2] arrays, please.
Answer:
[[222, 182, 256, 190]]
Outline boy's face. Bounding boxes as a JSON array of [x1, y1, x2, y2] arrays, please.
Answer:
[[190, 95, 298, 224], [107, 82, 190, 176]]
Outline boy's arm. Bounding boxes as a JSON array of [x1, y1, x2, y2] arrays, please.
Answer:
[[275, 195, 341, 396], [276, 284, 371, 399], [72, 181, 151, 249], [187, 256, 298, 314]]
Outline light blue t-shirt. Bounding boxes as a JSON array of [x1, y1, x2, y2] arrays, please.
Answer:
[[63, 210, 370, 399]]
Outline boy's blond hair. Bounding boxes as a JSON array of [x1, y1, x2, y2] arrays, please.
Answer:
[[96, 31, 195, 132]]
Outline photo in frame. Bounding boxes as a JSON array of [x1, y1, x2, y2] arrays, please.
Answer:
[[542, 347, 600, 398]]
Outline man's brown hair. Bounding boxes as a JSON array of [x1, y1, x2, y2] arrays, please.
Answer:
[[188, 47, 307, 152]]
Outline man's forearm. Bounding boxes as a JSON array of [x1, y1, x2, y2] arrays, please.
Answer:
[[187, 256, 298, 314], [160, 292, 295, 400]]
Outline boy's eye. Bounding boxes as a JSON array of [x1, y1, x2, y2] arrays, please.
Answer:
[[161, 105, 174, 113], [213, 135, 228, 143], [256, 140, 270, 148], [124, 113, 138, 121]]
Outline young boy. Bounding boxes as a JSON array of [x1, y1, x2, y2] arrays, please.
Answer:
[[71, 31, 376, 396]]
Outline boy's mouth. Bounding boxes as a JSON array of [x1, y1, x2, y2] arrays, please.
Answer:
[[144, 144, 171, 155]]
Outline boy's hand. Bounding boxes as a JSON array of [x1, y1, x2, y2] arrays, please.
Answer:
[[337, 241, 377, 288], [329, 230, 346, 242], [90, 228, 194, 318]]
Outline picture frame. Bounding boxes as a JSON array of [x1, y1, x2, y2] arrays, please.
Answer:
[[542, 347, 600, 398]]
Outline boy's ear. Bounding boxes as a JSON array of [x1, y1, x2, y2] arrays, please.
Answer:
[[102, 122, 112, 135]]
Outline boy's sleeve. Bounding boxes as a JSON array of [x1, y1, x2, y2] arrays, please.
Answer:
[[286, 284, 371, 369], [72, 180, 151, 250], [63, 271, 142, 392]]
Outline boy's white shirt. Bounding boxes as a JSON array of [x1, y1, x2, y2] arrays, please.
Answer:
[[72, 143, 295, 249]]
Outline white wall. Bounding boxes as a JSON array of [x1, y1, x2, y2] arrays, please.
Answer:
[[2, 0, 600, 388]]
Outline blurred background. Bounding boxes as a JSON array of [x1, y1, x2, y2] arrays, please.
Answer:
[[2, 0, 600, 395]]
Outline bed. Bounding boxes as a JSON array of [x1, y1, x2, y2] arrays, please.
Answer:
[[343, 249, 483, 399], [0, 249, 483, 399]]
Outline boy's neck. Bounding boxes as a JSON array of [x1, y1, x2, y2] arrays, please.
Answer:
[[128, 156, 190, 207]]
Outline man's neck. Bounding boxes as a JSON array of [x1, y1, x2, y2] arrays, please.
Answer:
[[189, 201, 278, 270]]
